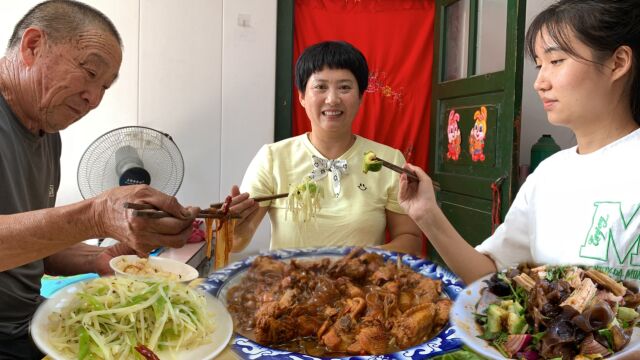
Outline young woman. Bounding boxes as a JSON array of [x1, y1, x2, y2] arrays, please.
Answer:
[[398, 0, 640, 285], [231, 41, 422, 255]]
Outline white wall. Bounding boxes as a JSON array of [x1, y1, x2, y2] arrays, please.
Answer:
[[0, 0, 275, 257], [521, 0, 576, 166]]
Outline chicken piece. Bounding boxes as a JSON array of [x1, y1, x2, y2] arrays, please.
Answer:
[[342, 259, 367, 280], [391, 303, 436, 349], [255, 301, 282, 320], [382, 281, 400, 296], [414, 277, 442, 304], [278, 288, 297, 308], [353, 324, 390, 354], [344, 297, 366, 319], [337, 278, 365, 298], [317, 318, 333, 338], [296, 315, 323, 337], [433, 298, 452, 329], [252, 288, 301, 344], [398, 291, 415, 312], [254, 315, 297, 344], [322, 327, 343, 350], [370, 263, 397, 285], [329, 248, 364, 274], [321, 315, 356, 352], [359, 252, 385, 272], [251, 256, 286, 277]]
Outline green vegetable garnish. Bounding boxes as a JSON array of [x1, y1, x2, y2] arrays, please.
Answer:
[[362, 151, 382, 173]]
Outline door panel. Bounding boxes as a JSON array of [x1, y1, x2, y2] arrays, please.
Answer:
[[430, 0, 525, 255], [441, 192, 492, 246]]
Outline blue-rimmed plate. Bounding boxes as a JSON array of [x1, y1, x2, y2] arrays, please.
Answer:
[[201, 247, 465, 360]]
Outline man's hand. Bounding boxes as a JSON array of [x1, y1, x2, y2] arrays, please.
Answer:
[[94, 242, 138, 276], [92, 185, 198, 254]]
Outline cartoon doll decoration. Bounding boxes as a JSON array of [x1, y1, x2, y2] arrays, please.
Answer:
[[446, 110, 461, 160], [469, 106, 487, 162]]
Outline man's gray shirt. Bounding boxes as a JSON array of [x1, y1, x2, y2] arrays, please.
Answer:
[[0, 94, 61, 339]]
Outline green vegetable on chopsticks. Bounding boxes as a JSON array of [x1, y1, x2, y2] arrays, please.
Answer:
[[362, 151, 383, 173]]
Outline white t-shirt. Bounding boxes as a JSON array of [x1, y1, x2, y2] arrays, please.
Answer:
[[476, 128, 640, 281], [241, 134, 406, 249]]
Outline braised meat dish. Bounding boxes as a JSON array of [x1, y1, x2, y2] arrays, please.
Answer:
[[226, 248, 451, 356]]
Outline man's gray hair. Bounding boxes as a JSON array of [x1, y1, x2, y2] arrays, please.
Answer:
[[7, 0, 122, 52]]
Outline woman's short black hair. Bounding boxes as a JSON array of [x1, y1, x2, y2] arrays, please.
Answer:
[[295, 40, 369, 96], [525, 0, 640, 125]]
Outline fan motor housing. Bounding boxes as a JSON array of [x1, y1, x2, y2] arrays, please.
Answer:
[[119, 167, 151, 186]]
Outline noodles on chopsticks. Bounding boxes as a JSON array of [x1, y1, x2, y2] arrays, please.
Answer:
[[203, 196, 235, 269], [286, 176, 323, 223], [204, 216, 214, 259], [214, 218, 236, 269]]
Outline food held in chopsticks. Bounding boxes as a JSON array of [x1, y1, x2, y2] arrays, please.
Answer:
[[362, 151, 441, 191], [214, 218, 236, 270], [361, 151, 418, 182], [226, 248, 451, 356], [47, 276, 214, 359], [203, 196, 237, 269], [285, 176, 323, 223], [204, 196, 233, 260], [476, 265, 640, 359], [362, 150, 382, 173], [123, 202, 238, 219]]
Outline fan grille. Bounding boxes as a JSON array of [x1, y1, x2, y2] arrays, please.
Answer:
[[77, 126, 184, 199]]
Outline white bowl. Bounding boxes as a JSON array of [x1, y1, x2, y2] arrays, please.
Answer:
[[110, 255, 199, 283]]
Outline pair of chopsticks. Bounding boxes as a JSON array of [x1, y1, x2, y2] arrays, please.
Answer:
[[373, 157, 441, 192], [208, 193, 289, 208], [123, 202, 241, 219]]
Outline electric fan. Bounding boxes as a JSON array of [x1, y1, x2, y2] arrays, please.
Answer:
[[77, 126, 184, 199]]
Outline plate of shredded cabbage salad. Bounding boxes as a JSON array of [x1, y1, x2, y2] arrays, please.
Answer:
[[451, 265, 640, 359], [31, 276, 232, 360]]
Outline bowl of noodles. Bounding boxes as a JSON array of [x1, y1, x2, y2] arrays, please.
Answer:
[[110, 255, 199, 283]]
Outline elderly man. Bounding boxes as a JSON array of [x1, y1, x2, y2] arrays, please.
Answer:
[[0, 1, 198, 358]]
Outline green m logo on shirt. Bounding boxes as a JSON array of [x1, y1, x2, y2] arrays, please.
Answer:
[[580, 202, 640, 265]]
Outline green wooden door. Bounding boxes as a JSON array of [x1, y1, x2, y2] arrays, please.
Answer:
[[429, 0, 526, 257]]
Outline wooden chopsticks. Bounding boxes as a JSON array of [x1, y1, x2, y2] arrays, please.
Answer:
[[373, 157, 441, 192], [123, 202, 240, 219], [209, 193, 289, 209]]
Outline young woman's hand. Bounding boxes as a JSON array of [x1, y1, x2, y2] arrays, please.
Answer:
[[397, 163, 438, 223]]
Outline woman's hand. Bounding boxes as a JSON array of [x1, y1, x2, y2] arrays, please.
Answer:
[[397, 163, 437, 222], [228, 185, 259, 222]]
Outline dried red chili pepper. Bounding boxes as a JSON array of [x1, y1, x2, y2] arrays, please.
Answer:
[[135, 344, 160, 360]]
